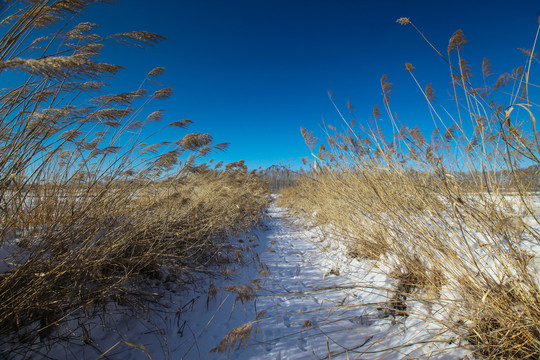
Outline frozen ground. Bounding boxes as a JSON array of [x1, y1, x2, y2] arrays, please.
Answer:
[[16, 202, 473, 359]]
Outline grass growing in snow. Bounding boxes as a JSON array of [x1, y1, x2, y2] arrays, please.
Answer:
[[278, 17, 540, 359], [0, 1, 269, 357]]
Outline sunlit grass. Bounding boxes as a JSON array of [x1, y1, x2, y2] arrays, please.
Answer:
[[0, 1, 269, 357], [278, 16, 540, 359]]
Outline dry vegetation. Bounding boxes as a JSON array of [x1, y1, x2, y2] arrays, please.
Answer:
[[0, 0, 268, 357], [279, 17, 540, 359]]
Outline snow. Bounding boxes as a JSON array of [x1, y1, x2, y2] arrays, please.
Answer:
[[0, 201, 474, 359]]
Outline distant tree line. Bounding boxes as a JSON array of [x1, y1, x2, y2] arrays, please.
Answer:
[[263, 165, 299, 192], [405, 164, 540, 193]]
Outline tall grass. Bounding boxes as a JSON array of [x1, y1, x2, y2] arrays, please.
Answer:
[[279, 17, 540, 359], [0, 1, 269, 357]]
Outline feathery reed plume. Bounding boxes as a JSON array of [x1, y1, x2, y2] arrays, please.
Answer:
[[405, 62, 415, 72], [380, 74, 393, 105], [448, 29, 467, 52], [425, 83, 436, 101], [482, 58, 494, 78], [373, 104, 381, 118], [151, 87, 173, 99], [178, 132, 213, 151], [168, 119, 194, 128], [210, 322, 254, 354], [396, 17, 411, 25]]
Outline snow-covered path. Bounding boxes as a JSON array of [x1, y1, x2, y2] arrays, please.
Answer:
[[166, 203, 470, 360], [45, 202, 471, 359], [169, 203, 386, 360]]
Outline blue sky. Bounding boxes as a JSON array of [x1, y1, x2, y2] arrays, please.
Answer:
[[82, 0, 539, 169]]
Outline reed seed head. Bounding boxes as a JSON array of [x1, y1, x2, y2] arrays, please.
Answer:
[[396, 17, 411, 25]]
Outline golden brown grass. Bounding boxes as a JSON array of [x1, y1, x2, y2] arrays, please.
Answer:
[[0, 1, 270, 357], [278, 17, 540, 359]]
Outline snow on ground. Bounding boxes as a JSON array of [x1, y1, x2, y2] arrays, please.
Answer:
[[20, 202, 473, 359]]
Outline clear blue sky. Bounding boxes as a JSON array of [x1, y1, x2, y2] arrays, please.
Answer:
[[82, 0, 539, 169]]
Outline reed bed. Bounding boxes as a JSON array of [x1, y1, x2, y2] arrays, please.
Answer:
[[279, 17, 540, 359], [0, 1, 269, 357]]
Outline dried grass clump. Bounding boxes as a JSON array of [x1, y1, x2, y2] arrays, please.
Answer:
[[0, 1, 269, 357], [280, 17, 540, 359], [347, 228, 389, 261], [464, 281, 540, 359]]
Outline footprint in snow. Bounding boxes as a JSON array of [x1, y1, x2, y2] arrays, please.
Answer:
[[297, 337, 308, 351], [283, 315, 292, 328], [264, 340, 277, 352], [348, 314, 372, 326]]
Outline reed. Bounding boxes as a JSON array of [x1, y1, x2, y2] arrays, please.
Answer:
[[0, 1, 269, 357], [279, 16, 540, 359]]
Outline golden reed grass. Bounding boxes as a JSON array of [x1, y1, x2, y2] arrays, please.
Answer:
[[279, 17, 540, 359], [0, 1, 269, 357]]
